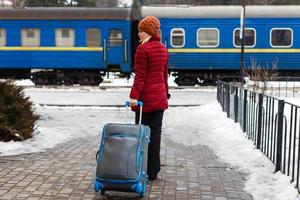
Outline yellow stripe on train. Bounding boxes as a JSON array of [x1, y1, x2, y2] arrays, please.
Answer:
[[0, 47, 103, 51], [168, 48, 300, 53]]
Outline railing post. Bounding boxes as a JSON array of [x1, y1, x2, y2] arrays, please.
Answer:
[[222, 83, 225, 112], [217, 81, 219, 103], [234, 87, 238, 123], [256, 93, 263, 149], [275, 99, 285, 172], [226, 84, 230, 118], [243, 89, 247, 132], [217, 81, 221, 104]]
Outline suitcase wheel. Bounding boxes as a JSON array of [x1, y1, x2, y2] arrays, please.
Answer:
[[139, 191, 144, 197], [101, 189, 105, 195], [133, 180, 147, 197], [94, 180, 103, 193], [139, 179, 147, 197]]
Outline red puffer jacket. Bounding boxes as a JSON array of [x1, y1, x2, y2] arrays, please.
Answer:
[[130, 34, 169, 113]]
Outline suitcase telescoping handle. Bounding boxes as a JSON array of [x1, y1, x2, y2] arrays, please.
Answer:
[[125, 101, 143, 125]]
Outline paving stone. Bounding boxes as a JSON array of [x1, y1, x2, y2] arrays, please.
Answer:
[[0, 116, 252, 200], [215, 197, 228, 200], [1, 192, 17, 200], [16, 192, 32, 198], [26, 197, 40, 200]]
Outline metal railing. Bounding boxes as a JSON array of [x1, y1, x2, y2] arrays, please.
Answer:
[[217, 80, 300, 191]]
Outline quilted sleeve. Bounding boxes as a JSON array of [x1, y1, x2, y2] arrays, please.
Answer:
[[164, 53, 169, 98]]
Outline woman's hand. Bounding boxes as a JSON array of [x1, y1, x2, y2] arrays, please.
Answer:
[[130, 98, 138, 106]]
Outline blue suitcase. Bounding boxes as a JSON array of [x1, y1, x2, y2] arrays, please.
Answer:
[[94, 101, 150, 197]]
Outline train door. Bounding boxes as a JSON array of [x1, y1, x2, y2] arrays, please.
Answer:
[[106, 28, 124, 67]]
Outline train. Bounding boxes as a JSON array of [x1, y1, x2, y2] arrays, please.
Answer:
[[0, 5, 299, 86]]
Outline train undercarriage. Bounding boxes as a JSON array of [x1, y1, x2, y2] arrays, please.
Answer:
[[0, 69, 105, 86], [173, 70, 240, 86], [173, 69, 300, 86], [31, 70, 104, 86], [2, 68, 299, 87]]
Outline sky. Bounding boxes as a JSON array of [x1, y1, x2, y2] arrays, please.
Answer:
[[0, 78, 300, 200]]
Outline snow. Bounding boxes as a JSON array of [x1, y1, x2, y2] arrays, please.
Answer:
[[0, 0, 12, 6], [1, 78, 300, 200], [118, 0, 132, 7], [168, 104, 300, 200], [14, 79, 35, 86], [0, 106, 123, 156]]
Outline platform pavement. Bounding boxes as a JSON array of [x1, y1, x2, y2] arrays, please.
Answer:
[[0, 131, 253, 200]]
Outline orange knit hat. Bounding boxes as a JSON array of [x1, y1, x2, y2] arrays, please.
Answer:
[[138, 16, 160, 36]]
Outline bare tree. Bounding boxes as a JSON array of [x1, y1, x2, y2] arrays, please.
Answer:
[[11, 0, 27, 8], [247, 0, 275, 5], [244, 58, 278, 93], [95, 0, 118, 7]]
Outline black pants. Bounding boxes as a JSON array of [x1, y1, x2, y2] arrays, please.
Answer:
[[135, 110, 164, 179]]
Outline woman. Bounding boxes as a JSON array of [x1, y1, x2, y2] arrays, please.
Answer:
[[129, 16, 170, 181]]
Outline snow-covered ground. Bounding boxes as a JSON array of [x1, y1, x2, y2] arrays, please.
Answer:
[[1, 78, 300, 200]]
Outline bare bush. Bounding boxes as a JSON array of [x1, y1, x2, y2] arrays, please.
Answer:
[[244, 58, 278, 93]]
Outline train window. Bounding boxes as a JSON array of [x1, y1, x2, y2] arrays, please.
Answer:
[[21, 29, 40, 47], [0, 29, 6, 46], [171, 28, 185, 48], [55, 28, 75, 47], [86, 29, 101, 47], [197, 28, 219, 47], [233, 28, 256, 48], [270, 28, 292, 48], [109, 29, 122, 47]]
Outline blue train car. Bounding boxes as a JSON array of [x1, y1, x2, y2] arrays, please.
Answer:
[[2, 6, 300, 86], [0, 8, 137, 85], [142, 6, 300, 85]]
